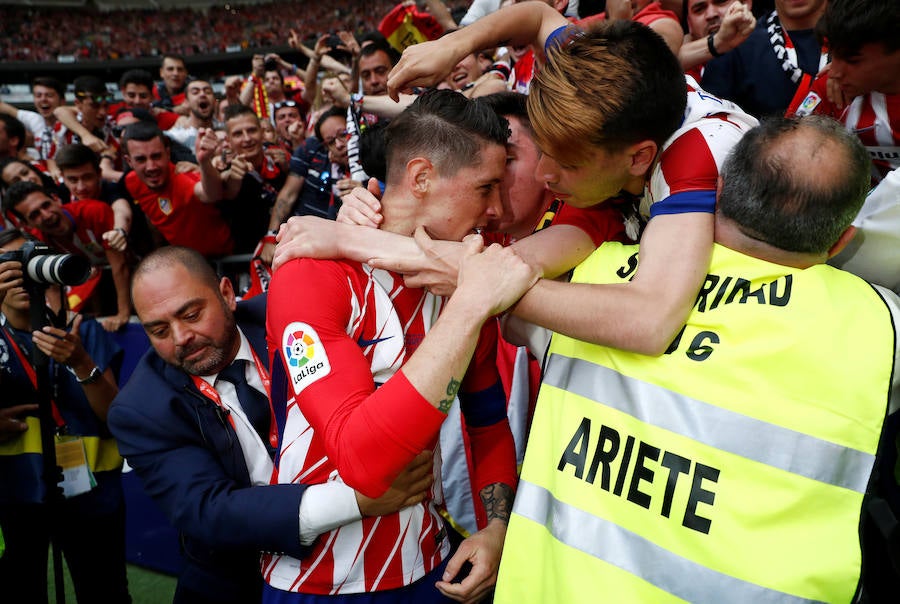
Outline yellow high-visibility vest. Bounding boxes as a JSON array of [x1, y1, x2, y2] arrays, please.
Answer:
[[496, 242, 898, 603]]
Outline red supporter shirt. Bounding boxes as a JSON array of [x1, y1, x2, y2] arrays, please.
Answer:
[[582, 1, 679, 28], [32, 199, 113, 265], [108, 102, 180, 131], [125, 163, 233, 256]]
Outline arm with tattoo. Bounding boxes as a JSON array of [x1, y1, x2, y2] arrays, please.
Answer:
[[480, 482, 514, 524]]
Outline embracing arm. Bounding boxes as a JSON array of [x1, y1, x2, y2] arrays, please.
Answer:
[[355, 94, 417, 120], [511, 224, 598, 279], [273, 191, 599, 290], [107, 388, 309, 556], [512, 212, 713, 355], [269, 244, 537, 498], [439, 340, 516, 603]]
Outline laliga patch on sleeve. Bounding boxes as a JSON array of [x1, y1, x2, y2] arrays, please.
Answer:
[[282, 322, 331, 394], [795, 92, 822, 117]]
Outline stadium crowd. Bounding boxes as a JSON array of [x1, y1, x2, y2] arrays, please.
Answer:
[[1, 0, 900, 603], [1, 0, 458, 62]]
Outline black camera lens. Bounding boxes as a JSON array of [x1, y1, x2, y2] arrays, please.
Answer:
[[25, 252, 91, 286]]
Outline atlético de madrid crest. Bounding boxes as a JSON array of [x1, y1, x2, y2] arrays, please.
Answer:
[[158, 197, 172, 215]]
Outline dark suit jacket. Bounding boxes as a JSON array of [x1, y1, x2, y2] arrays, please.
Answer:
[[108, 295, 308, 602]]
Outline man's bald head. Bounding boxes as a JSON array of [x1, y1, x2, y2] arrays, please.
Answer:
[[718, 115, 870, 255]]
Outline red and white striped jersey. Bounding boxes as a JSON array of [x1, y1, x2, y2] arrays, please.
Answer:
[[52, 120, 119, 157], [789, 72, 900, 183], [644, 77, 759, 217], [840, 93, 900, 182], [264, 258, 451, 595]]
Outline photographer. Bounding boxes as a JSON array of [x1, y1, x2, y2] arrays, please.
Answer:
[[4, 181, 132, 333], [0, 228, 129, 603]]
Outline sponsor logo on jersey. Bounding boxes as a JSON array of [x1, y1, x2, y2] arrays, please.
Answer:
[[795, 92, 821, 117], [283, 322, 330, 394], [158, 197, 173, 215]]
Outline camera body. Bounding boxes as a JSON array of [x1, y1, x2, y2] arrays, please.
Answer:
[[0, 241, 91, 287]]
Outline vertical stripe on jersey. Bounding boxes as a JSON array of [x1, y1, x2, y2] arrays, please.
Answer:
[[266, 263, 450, 594]]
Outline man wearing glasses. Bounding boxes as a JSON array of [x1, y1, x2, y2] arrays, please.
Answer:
[[260, 108, 357, 265]]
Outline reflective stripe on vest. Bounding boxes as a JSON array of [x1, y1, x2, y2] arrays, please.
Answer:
[[496, 242, 894, 604], [512, 479, 819, 604], [0, 416, 122, 473], [543, 355, 874, 493]]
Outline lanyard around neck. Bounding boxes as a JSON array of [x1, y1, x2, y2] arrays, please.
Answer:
[[189, 345, 278, 450]]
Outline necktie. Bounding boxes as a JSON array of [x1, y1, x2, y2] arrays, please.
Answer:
[[217, 360, 271, 451]]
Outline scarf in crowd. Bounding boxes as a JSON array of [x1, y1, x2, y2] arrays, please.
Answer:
[[766, 10, 828, 84]]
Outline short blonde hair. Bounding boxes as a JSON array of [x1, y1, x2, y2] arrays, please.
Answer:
[[528, 20, 686, 163]]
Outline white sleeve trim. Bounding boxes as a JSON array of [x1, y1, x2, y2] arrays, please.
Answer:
[[298, 481, 362, 545]]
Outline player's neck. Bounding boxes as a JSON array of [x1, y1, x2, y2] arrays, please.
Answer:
[[377, 191, 418, 236], [626, 173, 647, 196]]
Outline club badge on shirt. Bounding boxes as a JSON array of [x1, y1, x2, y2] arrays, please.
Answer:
[[282, 322, 331, 394], [158, 197, 173, 215]]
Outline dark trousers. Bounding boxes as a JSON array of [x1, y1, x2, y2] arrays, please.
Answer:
[[0, 499, 131, 604]]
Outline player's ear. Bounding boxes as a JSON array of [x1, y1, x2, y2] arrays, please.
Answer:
[[627, 139, 658, 177], [406, 157, 433, 198]]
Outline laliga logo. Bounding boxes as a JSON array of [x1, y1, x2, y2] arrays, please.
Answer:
[[283, 322, 330, 391], [285, 330, 315, 367]]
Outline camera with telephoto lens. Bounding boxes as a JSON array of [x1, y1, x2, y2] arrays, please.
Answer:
[[0, 241, 90, 286]]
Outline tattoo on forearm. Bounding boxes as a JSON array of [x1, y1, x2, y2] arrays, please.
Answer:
[[480, 482, 514, 524], [437, 377, 461, 414], [272, 196, 292, 227]]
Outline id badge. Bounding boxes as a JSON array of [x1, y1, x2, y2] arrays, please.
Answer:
[[55, 436, 97, 498]]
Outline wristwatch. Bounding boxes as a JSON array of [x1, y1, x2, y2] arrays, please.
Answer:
[[76, 366, 102, 385], [708, 33, 724, 58]]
